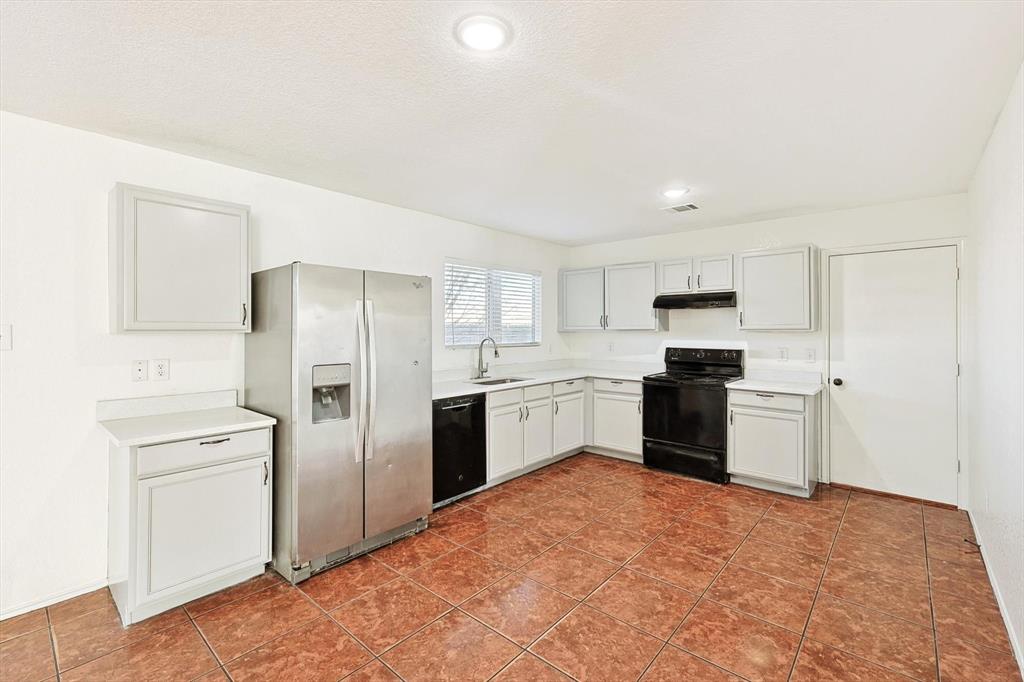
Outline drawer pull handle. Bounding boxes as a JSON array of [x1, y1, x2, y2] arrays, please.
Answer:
[[565, 381, 575, 385], [199, 437, 231, 446], [755, 393, 775, 399], [610, 380, 623, 385]]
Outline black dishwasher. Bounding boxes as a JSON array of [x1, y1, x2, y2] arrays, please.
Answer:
[[432, 394, 487, 504]]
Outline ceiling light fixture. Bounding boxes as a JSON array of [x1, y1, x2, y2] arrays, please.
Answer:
[[455, 15, 510, 52], [662, 188, 690, 200]]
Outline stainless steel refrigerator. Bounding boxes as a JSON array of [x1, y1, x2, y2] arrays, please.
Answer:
[[244, 263, 432, 583]]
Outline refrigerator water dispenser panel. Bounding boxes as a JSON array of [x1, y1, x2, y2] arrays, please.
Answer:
[[312, 364, 351, 423]]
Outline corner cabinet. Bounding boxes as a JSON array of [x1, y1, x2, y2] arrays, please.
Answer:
[[736, 246, 817, 331], [559, 267, 606, 331], [109, 183, 251, 332]]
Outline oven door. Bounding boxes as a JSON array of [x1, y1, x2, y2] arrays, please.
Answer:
[[642, 380, 727, 451]]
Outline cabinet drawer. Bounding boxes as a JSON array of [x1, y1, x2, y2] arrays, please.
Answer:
[[523, 384, 552, 401], [138, 428, 271, 477], [553, 379, 584, 395], [594, 378, 641, 395], [488, 388, 523, 408], [729, 390, 804, 413]]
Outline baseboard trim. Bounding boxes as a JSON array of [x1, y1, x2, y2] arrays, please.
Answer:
[[829, 482, 958, 510], [1, 577, 109, 621], [969, 515, 1024, 675]]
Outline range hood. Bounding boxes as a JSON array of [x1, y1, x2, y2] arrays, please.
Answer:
[[653, 291, 736, 309]]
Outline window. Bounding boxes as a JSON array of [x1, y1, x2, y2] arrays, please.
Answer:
[[444, 261, 542, 346]]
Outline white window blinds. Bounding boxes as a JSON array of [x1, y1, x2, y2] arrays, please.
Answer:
[[444, 262, 542, 346]]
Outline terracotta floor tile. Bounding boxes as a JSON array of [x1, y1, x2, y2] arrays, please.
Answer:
[[671, 600, 800, 682], [558, 491, 615, 518], [462, 574, 577, 646], [465, 524, 555, 569], [640, 645, 740, 681], [372, 531, 457, 573], [706, 564, 816, 632], [925, 534, 984, 568], [764, 500, 844, 534], [627, 540, 724, 593], [820, 561, 931, 625], [46, 588, 113, 625], [730, 538, 825, 590], [791, 639, 913, 681], [795, 484, 851, 512], [193, 584, 321, 663], [828, 536, 927, 582], [0, 609, 48, 645], [929, 557, 997, 606], [565, 521, 648, 563], [598, 498, 675, 539], [225, 617, 371, 682], [521, 544, 618, 599], [585, 569, 697, 639], [52, 603, 188, 671], [659, 520, 745, 561], [684, 501, 763, 535], [531, 605, 662, 682], [702, 488, 775, 514], [185, 571, 284, 617], [343, 659, 401, 680], [0, 628, 55, 681], [839, 518, 925, 554], [381, 610, 520, 681], [60, 622, 217, 682], [330, 578, 450, 654], [749, 517, 834, 557], [805, 593, 936, 680], [195, 668, 230, 680], [932, 589, 1012, 654], [937, 637, 1022, 682], [923, 507, 975, 541], [492, 652, 572, 681], [408, 547, 509, 603], [428, 506, 505, 544], [467, 490, 533, 520], [514, 501, 593, 540], [300, 555, 400, 611]]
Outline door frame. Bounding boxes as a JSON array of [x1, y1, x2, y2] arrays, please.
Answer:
[[819, 238, 966, 507]]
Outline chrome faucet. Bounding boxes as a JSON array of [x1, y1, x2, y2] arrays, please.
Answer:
[[475, 337, 499, 379]]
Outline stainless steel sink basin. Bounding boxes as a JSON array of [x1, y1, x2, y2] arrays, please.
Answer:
[[471, 377, 532, 385]]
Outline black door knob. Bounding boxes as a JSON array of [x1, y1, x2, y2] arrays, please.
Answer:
[[833, 378, 843, 386]]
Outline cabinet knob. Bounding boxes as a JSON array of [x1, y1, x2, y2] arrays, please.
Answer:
[[832, 378, 844, 386]]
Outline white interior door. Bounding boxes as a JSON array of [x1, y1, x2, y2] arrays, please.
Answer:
[[828, 245, 958, 504]]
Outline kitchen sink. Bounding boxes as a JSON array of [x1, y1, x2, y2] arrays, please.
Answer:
[[471, 377, 532, 385]]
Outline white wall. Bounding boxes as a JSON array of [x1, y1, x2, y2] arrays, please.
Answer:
[[564, 194, 969, 365], [0, 112, 569, 615], [966, 64, 1024, 663]]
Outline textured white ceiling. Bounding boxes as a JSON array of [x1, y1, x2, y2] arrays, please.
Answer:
[[1, 1, 1021, 245]]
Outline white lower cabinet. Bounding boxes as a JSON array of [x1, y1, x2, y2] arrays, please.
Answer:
[[487, 401, 526, 480], [553, 391, 585, 454], [727, 389, 818, 497], [523, 396, 554, 466], [592, 385, 642, 455]]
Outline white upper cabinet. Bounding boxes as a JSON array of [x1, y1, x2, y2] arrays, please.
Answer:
[[657, 259, 693, 294], [737, 246, 816, 330], [559, 267, 606, 331], [110, 184, 250, 332], [604, 263, 657, 330], [694, 254, 734, 291]]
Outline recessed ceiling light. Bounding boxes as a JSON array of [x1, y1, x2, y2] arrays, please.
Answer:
[[662, 188, 690, 199], [456, 15, 510, 52]]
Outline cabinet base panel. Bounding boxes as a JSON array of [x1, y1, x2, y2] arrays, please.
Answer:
[[729, 474, 815, 499], [584, 446, 642, 463]]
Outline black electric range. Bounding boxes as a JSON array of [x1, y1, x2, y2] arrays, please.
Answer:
[[642, 347, 743, 483]]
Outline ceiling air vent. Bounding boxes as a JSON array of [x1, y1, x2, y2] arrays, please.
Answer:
[[662, 203, 699, 213]]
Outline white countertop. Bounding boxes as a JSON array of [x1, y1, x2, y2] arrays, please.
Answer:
[[99, 406, 277, 447], [433, 367, 647, 400], [726, 378, 824, 396]]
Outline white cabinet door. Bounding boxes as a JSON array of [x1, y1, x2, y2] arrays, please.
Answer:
[[488, 403, 525, 480], [657, 259, 693, 294], [523, 397, 554, 466], [728, 408, 805, 487], [560, 268, 606, 331], [593, 392, 642, 454], [553, 392, 585, 454], [695, 254, 734, 291], [138, 456, 269, 600], [737, 247, 814, 330], [112, 184, 250, 332], [604, 263, 657, 330]]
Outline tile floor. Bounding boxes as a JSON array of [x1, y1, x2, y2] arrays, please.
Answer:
[[1, 452, 1019, 681]]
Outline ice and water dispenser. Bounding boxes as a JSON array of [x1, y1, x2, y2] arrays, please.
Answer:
[[312, 364, 351, 423]]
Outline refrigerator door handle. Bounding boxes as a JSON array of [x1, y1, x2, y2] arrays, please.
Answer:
[[355, 300, 367, 463], [366, 298, 378, 461]]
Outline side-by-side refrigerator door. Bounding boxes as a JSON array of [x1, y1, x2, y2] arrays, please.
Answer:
[[363, 270, 433, 538], [293, 264, 365, 565]]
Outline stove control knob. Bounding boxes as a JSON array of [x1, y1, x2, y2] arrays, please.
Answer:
[[696, 350, 705, 359]]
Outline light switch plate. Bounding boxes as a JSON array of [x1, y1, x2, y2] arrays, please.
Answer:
[[132, 360, 148, 382], [152, 358, 170, 381], [0, 324, 10, 351]]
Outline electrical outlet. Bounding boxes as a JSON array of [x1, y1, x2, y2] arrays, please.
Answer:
[[132, 360, 148, 382], [152, 358, 170, 381], [778, 347, 789, 361], [805, 348, 816, 363]]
